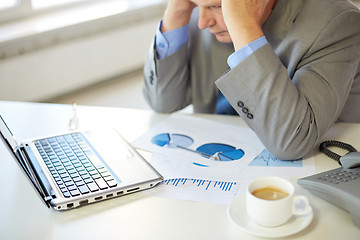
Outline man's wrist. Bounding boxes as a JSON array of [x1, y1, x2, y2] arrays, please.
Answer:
[[227, 36, 268, 69], [161, 7, 193, 33], [229, 25, 264, 51], [156, 20, 189, 59]]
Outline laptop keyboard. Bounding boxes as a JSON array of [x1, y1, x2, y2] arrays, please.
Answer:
[[34, 133, 118, 198]]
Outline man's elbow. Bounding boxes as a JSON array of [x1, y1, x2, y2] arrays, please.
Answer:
[[265, 134, 318, 161], [269, 147, 313, 161]]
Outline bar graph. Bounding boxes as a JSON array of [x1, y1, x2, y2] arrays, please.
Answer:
[[152, 178, 241, 205], [163, 178, 237, 191]]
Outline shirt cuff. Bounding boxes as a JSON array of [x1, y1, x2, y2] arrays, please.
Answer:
[[155, 20, 189, 60], [227, 36, 268, 69]]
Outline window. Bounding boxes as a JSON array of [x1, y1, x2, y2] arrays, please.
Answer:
[[0, 0, 99, 23], [31, 0, 94, 10], [0, 0, 17, 10], [0, 0, 165, 61]]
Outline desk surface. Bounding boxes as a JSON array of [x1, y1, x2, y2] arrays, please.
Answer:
[[0, 101, 359, 240]]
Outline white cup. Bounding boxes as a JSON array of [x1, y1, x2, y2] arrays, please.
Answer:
[[246, 176, 311, 227]]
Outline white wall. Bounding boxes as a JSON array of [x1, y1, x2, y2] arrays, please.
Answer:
[[0, 19, 159, 101], [0, 2, 164, 102]]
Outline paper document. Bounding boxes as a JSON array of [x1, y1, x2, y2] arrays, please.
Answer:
[[133, 114, 316, 205]]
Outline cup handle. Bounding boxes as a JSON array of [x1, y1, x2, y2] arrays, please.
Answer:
[[292, 195, 312, 216]]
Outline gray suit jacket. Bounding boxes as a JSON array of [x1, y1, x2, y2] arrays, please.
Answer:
[[143, 0, 360, 159]]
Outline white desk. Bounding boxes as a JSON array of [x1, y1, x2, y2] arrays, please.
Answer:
[[0, 101, 359, 240]]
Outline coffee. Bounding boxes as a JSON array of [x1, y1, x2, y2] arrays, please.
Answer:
[[251, 186, 289, 200], [246, 177, 311, 227]]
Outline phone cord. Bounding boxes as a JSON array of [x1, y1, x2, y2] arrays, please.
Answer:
[[319, 140, 357, 164]]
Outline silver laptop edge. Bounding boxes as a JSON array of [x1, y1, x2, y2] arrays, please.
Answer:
[[0, 115, 52, 208], [0, 115, 163, 210]]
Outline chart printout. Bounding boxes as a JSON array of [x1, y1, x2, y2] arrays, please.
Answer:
[[133, 114, 316, 204]]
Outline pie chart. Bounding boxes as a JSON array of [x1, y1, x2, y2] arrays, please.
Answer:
[[196, 143, 244, 161], [151, 133, 244, 161], [151, 133, 194, 148]]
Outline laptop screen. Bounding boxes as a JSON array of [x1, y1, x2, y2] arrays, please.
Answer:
[[0, 115, 20, 153], [0, 115, 50, 206]]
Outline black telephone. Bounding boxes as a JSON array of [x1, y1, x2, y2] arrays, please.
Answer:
[[297, 141, 360, 229]]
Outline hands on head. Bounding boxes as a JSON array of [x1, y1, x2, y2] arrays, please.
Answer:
[[222, 0, 277, 49], [162, 0, 277, 49], [161, 0, 196, 33]]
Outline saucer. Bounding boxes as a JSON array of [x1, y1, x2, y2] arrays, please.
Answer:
[[227, 195, 313, 238]]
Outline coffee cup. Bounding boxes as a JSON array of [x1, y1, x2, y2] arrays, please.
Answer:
[[246, 176, 311, 227]]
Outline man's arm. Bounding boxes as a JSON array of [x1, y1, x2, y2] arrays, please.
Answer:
[[145, 22, 269, 112], [161, 0, 195, 33], [143, 0, 196, 113], [221, 0, 277, 50], [216, 9, 360, 160], [155, 21, 189, 60]]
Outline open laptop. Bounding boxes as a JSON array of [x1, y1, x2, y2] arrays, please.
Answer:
[[0, 114, 163, 210]]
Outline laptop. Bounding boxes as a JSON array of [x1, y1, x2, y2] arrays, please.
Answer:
[[0, 114, 163, 210]]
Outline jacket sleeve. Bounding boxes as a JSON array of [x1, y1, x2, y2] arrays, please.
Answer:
[[143, 38, 192, 113], [216, 10, 360, 160]]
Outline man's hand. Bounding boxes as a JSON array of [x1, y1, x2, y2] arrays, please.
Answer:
[[161, 0, 196, 33], [222, 0, 277, 50]]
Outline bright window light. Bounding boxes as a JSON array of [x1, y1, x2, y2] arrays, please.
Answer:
[[0, 0, 17, 10], [31, 0, 92, 10], [34, 1, 128, 32]]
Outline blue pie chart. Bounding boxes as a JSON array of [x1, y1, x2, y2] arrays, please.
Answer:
[[151, 133, 244, 161], [196, 143, 244, 161], [151, 133, 194, 148]]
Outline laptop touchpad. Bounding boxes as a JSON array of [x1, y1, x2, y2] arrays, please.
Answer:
[[83, 127, 158, 185]]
